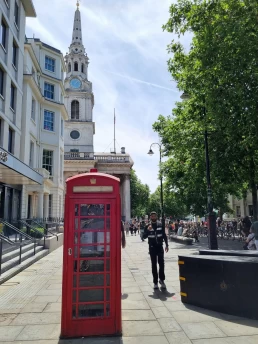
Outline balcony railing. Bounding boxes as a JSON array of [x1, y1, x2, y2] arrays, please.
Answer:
[[64, 152, 130, 163]]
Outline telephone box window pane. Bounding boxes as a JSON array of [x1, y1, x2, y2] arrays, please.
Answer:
[[80, 245, 105, 258], [74, 246, 78, 258], [106, 245, 110, 257], [79, 274, 105, 287], [73, 275, 77, 287], [79, 289, 104, 303], [72, 305, 76, 319], [75, 204, 79, 216], [79, 259, 105, 272], [73, 290, 77, 303], [107, 289, 110, 301], [106, 218, 110, 230], [106, 204, 110, 216], [75, 218, 78, 230], [106, 232, 110, 244], [81, 204, 105, 216], [106, 260, 110, 271], [107, 274, 110, 286], [79, 232, 105, 244], [81, 218, 105, 230], [78, 304, 104, 318], [106, 304, 110, 316]]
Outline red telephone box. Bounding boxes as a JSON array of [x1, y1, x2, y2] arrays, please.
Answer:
[[61, 172, 122, 338]]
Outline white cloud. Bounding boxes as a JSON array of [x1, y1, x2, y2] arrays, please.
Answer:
[[26, 0, 188, 192]]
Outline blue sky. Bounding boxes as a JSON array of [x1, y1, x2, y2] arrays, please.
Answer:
[[26, 0, 188, 192]]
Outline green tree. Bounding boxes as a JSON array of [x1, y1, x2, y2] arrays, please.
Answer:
[[130, 170, 150, 218], [157, 0, 258, 219]]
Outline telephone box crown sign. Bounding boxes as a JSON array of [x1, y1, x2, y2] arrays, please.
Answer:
[[90, 178, 96, 185]]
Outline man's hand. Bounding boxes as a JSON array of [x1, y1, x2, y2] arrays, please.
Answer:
[[165, 246, 169, 253], [148, 225, 152, 231]]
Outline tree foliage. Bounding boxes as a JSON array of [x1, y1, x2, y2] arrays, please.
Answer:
[[130, 169, 150, 218], [155, 0, 258, 218]]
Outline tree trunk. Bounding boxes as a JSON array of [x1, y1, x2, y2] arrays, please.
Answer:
[[250, 158, 258, 221]]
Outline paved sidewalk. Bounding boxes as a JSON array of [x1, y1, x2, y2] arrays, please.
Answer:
[[0, 236, 258, 343]]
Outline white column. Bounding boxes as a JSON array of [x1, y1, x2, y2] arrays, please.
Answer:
[[44, 194, 49, 220], [37, 192, 44, 219], [240, 199, 246, 217], [123, 175, 131, 222]]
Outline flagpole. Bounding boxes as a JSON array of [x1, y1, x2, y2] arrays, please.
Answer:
[[114, 108, 116, 154]]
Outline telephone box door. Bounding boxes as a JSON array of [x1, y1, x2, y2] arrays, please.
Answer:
[[63, 199, 120, 337]]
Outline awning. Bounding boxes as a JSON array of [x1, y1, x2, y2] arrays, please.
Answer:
[[0, 150, 43, 185]]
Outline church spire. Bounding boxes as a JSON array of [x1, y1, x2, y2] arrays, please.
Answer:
[[72, 1, 83, 46]]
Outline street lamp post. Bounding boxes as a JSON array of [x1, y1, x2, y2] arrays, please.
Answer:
[[147, 143, 164, 227], [181, 93, 218, 250]]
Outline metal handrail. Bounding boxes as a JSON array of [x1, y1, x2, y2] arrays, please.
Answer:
[[0, 233, 14, 245], [18, 220, 46, 249], [0, 220, 33, 241], [29, 219, 58, 241]]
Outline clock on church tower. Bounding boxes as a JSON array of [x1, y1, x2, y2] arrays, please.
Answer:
[[64, 3, 95, 155]]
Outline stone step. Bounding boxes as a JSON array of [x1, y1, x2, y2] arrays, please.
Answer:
[[2, 242, 36, 264], [0, 248, 49, 285], [1, 246, 45, 274]]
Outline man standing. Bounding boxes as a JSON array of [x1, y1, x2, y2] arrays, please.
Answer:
[[143, 211, 169, 289]]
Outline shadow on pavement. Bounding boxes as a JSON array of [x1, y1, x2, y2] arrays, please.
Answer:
[[147, 289, 175, 302]]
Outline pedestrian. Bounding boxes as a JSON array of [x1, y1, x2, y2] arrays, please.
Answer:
[[140, 220, 145, 241], [125, 222, 130, 236], [130, 223, 134, 236], [143, 211, 169, 290], [250, 221, 258, 250]]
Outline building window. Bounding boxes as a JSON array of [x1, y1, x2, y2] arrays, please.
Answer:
[[31, 98, 36, 121], [12, 40, 18, 68], [71, 100, 79, 120], [0, 67, 4, 98], [14, 2, 19, 27], [248, 205, 253, 217], [4, 0, 9, 8], [44, 110, 54, 131], [68, 63, 71, 73], [45, 56, 55, 72], [70, 130, 80, 140], [0, 118, 2, 145], [236, 206, 241, 217], [74, 62, 78, 71], [10, 84, 16, 111], [61, 118, 64, 137], [81, 63, 84, 73], [70, 149, 79, 152], [42, 150, 53, 175], [8, 127, 14, 153], [44, 82, 54, 100], [29, 141, 34, 167], [0, 20, 7, 50]]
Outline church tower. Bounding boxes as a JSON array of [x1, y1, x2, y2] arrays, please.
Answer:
[[64, 1, 95, 154]]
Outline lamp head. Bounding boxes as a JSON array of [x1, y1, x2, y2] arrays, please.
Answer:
[[148, 149, 154, 156], [180, 92, 190, 100]]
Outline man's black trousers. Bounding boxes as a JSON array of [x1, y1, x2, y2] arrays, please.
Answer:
[[149, 244, 165, 284]]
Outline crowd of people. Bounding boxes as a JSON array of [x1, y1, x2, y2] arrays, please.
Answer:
[[122, 216, 258, 251]]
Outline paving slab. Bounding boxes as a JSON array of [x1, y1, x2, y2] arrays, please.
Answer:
[[16, 324, 61, 341], [192, 335, 258, 344], [152, 307, 173, 319], [157, 318, 182, 332], [122, 320, 163, 336], [122, 299, 150, 310], [214, 320, 258, 336], [122, 336, 169, 344], [0, 325, 24, 341], [11, 312, 60, 325], [20, 302, 48, 313], [43, 302, 62, 313], [165, 331, 192, 344], [122, 309, 155, 320], [181, 321, 226, 340], [0, 313, 17, 325]]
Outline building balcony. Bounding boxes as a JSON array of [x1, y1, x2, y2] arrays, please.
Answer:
[[64, 152, 130, 163]]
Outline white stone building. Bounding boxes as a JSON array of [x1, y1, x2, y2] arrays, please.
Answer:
[[21, 38, 68, 220], [64, 3, 133, 221], [0, 0, 44, 224]]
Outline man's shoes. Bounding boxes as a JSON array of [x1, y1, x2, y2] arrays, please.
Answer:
[[159, 280, 166, 289], [154, 283, 159, 289]]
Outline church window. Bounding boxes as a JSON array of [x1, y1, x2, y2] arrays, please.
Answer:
[[68, 63, 71, 73], [70, 130, 80, 140], [74, 62, 78, 71], [81, 64, 84, 73], [71, 100, 79, 120]]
